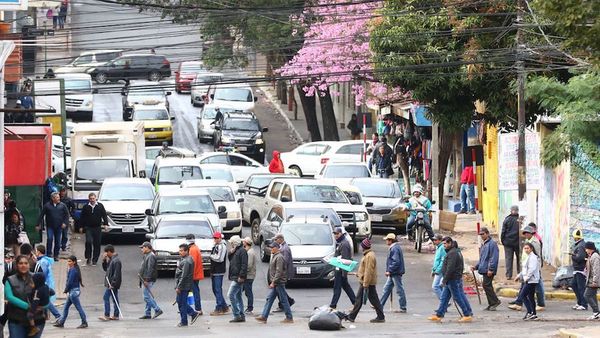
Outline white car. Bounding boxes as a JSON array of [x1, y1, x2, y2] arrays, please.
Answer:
[[98, 177, 155, 235], [150, 157, 203, 192], [279, 141, 335, 176], [145, 146, 196, 174], [315, 162, 372, 184], [55, 50, 122, 74], [122, 81, 171, 120], [191, 72, 223, 107], [208, 83, 257, 112], [196, 104, 242, 143], [318, 140, 368, 166], [56, 73, 96, 121], [197, 152, 268, 183]]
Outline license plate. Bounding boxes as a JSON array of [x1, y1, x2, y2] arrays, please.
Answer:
[[122, 226, 135, 233], [236, 146, 247, 151], [371, 214, 383, 222], [296, 266, 311, 275], [147, 134, 158, 139]]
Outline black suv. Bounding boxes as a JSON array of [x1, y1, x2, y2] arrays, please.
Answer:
[[87, 54, 171, 84], [214, 112, 268, 163]]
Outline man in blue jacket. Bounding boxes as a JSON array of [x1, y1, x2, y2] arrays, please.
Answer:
[[379, 233, 407, 312], [471, 227, 500, 310]]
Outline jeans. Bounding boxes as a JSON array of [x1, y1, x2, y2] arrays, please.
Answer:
[[48, 302, 61, 319], [347, 285, 384, 321], [261, 284, 292, 320], [192, 280, 202, 311], [460, 183, 475, 212], [176, 290, 196, 325], [379, 275, 407, 310], [61, 226, 69, 251], [227, 281, 245, 318], [243, 279, 254, 310], [573, 272, 588, 308], [211, 275, 227, 311], [432, 274, 443, 299], [406, 214, 434, 240], [504, 245, 521, 278], [482, 274, 500, 306], [103, 288, 120, 317], [8, 321, 45, 338], [522, 283, 537, 315], [84, 227, 102, 263], [329, 270, 356, 308], [536, 275, 546, 307], [58, 15, 66, 29], [143, 282, 161, 316], [584, 287, 599, 313], [46, 226, 62, 258], [60, 288, 87, 325], [436, 279, 473, 317]]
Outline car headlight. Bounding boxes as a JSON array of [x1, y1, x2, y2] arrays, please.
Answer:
[[255, 138, 264, 145], [392, 205, 406, 213], [163, 126, 172, 131], [156, 251, 169, 256], [355, 212, 368, 221], [221, 136, 231, 143], [227, 211, 241, 219], [84, 101, 93, 108]]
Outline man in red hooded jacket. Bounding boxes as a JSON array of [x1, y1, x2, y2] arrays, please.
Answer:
[[269, 151, 284, 173]]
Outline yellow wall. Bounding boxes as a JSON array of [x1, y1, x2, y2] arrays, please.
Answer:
[[482, 125, 499, 231]]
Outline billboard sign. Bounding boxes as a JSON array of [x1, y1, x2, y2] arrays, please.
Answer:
[[0, 0, 28, 11]]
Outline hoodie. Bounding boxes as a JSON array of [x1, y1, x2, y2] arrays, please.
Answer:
[[268, 151, 284, 173], [33, 255, 56, 302]]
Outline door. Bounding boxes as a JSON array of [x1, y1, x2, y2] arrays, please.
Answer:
[[333, 143, 364, 163], [110, 58, 130, 80], [296, 143, 330, 175], [264, 206, 283, 239], [228, 154, 260, 183]]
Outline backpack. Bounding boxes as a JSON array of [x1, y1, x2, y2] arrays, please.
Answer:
[[46, 9, 53, 19]]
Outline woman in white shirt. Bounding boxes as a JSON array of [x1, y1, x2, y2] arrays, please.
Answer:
[[516, 242, 541, 321]]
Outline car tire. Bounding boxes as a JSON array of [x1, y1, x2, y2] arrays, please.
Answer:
[[260, 238, 270, 262], [95, 72, 108, 84], [289, 165, 302, 177], [148, 71, 161, 82], [251, 218, 261, 244]]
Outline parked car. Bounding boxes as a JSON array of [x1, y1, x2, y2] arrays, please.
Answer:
[[122, 81, 171, 120], [175, 61, 205, 93], [214, 111, 268, 163], [197, 152, 269, 183], [191, 72, 223, 107], [56, 73, 97, 121], [131, 104, 174, 145], [279, 141, 335, 176], [55, 50, 122, 74], [196, 104, 240, 143], [350, 178, 407, 234], [87, 54, 171, 84], [208, 83, 257, 112]]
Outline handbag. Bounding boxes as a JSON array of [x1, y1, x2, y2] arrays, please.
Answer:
[[46, 9, 53, 19]]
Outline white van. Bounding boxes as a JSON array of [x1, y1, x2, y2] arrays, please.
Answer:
[[56, 73, 96, 121]]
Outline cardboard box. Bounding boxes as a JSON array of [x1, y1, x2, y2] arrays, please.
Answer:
[[439, 210, 457, 231]]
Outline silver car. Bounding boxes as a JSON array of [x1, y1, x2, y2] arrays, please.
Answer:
[[197, 104, 243, 143], [350, 177, 408, 234]]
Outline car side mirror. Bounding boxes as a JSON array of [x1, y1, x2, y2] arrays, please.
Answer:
[[217, 206, 227, 213], [365, 202, 374, 207], [254, 97, 258, 102], [262, 127, 269, 132], [166, 91, 172, 96], [121, 90, 126, 96], [210, 94, 214, 100], [149, 177, 155, 184], [170, 116, 175, 120], [92, 88, 99, 94], [237, 188, 246, 194], [145, 233, 155, 239], [139, 170, 146, 178], [349, 197, 358, 205], [280, 196, 291, 203], [214, 125, 220, 130], [237, 198, 244, 203], [145, 209, 154, 216]]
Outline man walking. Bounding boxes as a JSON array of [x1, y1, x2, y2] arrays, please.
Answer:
[[242, 237, 256, 314], [59, 187, 75, 252], [501, 205, 521, 279], [227, 236, 248, 323], [80, 193, 108, 266], [346, 238, 385, 323], [459, 166, 475, 214], [571, 229, 588, 311], [209, 232, 229, 315], [471, 227, 500, 310], [431, 234, 446, 299], [273, 234, 295, 311], [255, 242, 293, 324], [175, 243, 201, 327], [37, 192, 70, 261], [329, 228, 356, 309], [100, 245, 122, 321], [33, 245, 62, 321], [138, 241, 163, 319], [379, 233, 407, 313], [186, 234, 204, 314]]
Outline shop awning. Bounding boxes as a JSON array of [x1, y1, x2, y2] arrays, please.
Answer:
[[412, 105, 432, 127]]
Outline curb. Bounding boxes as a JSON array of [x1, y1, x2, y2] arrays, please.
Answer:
[[496, 287, 600, 301], [257, 84, 304, 144], [558, 328, 586, 338]]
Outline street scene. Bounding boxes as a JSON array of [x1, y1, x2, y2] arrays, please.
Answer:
[[1, 0, 599, 337]]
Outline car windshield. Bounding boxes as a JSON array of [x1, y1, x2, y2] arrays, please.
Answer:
[[247, 176, 277, 189], [195, 75, 221, 84], [323, 165, 370, 178], [158, 166, 203, 184], [214, 88, 252, 102], [353, 181, 401, 198], [286, 208, 341, 226], [64, 80, 91, 92], [294, 185, 348, 203], [155, 221, 213, 239], [157, 195, 215, 214], [223, 119, 259, 131], [129, 89, 164, 97], [75, 159, 130, 181], [181, 64, 203, 73], [192, 187, 235, 202], [100, 184, 154, 201], [282, 224, 333, 246], [134, 109, 169, 120], [202, 168, 234, 182], [203, 107, 236, 119], [146, 148, 161, 160]]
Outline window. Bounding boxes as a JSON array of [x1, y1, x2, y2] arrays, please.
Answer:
[[72, 55, 93, 65], [336, 144, 363, 155], [280, 185, 292, 201], [323, 165, 370, 178], [157, 195, 215, 214], [214, 88, 253, 102], [223, 119, 259, 132], [113, 58, 130, 67], [156, 221, 213, 239], [200, 155, 228, 164], [268, 207, 283, 222], [158, 166, 203, 185], [270, 182, 283, 199], [297, 145, 316, 155], [134, 109, 169, 121], [229, 155, 254, 167], [100, 184, 154, 201]]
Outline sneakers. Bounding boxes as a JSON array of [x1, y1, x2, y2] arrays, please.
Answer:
[[428, 315, 442, 322], [487, 302, 501, 311], [153, 309, 164, 319], [83, 259, 91, 266], [244, 308, 254, 315], [458, 316, 472, 323], [77, 323, 88, 329], [177, 323, 188, 327], [370, 318, 385, 323], [53, 322, 64, 328], [526, 314, 539, 321], [210, 310, 227, 316], [586, 312, 600, 320], [230, 317, 246, 323], [139, 315, 152, 319], [508, 304, 522, 311], [255, 316, 267, 323], [535, 306, 545, 312], [394, 309, 407, 313], [281, 318, 294, 324], [573, 305, 587, 311], [190, 312, 202, 325]]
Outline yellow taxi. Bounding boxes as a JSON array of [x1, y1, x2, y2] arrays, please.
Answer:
[[131, 104, 174, 145]]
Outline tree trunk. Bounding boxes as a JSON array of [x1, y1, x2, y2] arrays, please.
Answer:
[[437, 128, 456, 211], [277, 80, 287, 104], [296, 83, 321, 141], [318, 88, 339, 141]]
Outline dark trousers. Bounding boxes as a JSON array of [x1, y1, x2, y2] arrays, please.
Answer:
[[46, 226, 62, 258], [84, 227, 102, 263], [330, 270, 356, 308], [61, 226, 69, 251], [243, 279, 254, 310], [584, 287, 599, 313], [572, 272, 588, 308], [504, 245, 521, 278], [176, 289, 196, 325], [348, 285, 384, 321], [482, 274, 500, 306], [522, 283, 537, 315]]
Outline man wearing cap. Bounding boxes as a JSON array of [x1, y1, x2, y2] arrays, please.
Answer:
[[508, 225, 545, 311], [379, 233, 407, 312], [329, 227, 356, 309], [209, 232, 229, 315], [431, 234, 446, 299], [186, 234, 204, 314], [139, 241, 162, 319], [256, 241, 293, 324], [571, 229, 588, 311], [346, 238, 385, 323], [227, 235, 248, 323], [273, 233, 295, 311], [242, 237, 256, 314], [501, 205, 521, 279], [471, 227, 500, 310], [175, 243, 201, 327], [405, 185, 434, 241]]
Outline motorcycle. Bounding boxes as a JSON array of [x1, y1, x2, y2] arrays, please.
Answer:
[[405, 207, 434, 253]]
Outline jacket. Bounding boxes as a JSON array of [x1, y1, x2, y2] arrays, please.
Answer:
[[585, 251, 600, 287], [65, 266, 81, 292], [139, 251, 158, 282], [432, 242, 446, 274], [228, 245, 248, 281], [80, 202, 108, 228], [209, 242, 227, 275], [269, 252, 287, 285], [33, 255, 56, 302], [460, 166, 475, 184], [357, 249, 377, 286], [375, 153, 393, 172], [442, 246, 463, 282], [519, 252, 540, 284], [335, 235, 353, 277], [572, 239, 587, 272], [475, 238, 499, 274], [280, 242, 295, 279], [102, 254, 122, 289], [500, 214, 520, 247], [246, 248, 257, 280], [5, 273, 44, 325], [189, 243, 205, 281], [386, 242, 405, 275], [38, 201, 70, 229], [522, 237, 542, 267], [175, 255, 194, 291], [347, 119, 361, 135], [268, 151, 284, 174]]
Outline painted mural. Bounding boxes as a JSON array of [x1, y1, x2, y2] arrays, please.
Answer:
[[570, 146, 600, 249]]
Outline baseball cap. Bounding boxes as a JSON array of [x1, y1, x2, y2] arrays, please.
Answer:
[[213, 231, 223, 239], [333, 227, 343, 234], [383, 233, 397, 241], [139, 241, 152, 248], [269, 241, 280, 249]]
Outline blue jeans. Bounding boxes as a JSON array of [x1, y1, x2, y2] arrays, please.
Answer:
[[380, 275, 407, 310], [211, 275, 227, 311], [432, 274, 443, 299], [103, 288, 120, 317], [175, 290, 196, 325], [228, 280, 244, 318], [572, 272, 588, 308], [460, 183, 475, 212], [261, 284, 292, 320], [8, 321, 44, 338], [406, 214, 434, 239], [48, 301, 61, 319], [61, 226, 69, 250], [329, 270, 356, 308], [143, 282, 161, 316], [60, 288, 87, 325], [515, 277, 546, 307], [192, 280, 202, 311], [46, 226, 62, 258], [522, 283, 538, 315], [243, 279, 254, 310], [436, 279, 473, 317]]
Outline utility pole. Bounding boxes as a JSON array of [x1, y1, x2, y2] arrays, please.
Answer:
[[516, 0, 527, 200]]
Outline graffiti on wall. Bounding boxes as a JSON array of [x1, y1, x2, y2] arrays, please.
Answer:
[[570, 146, 600, 248]]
